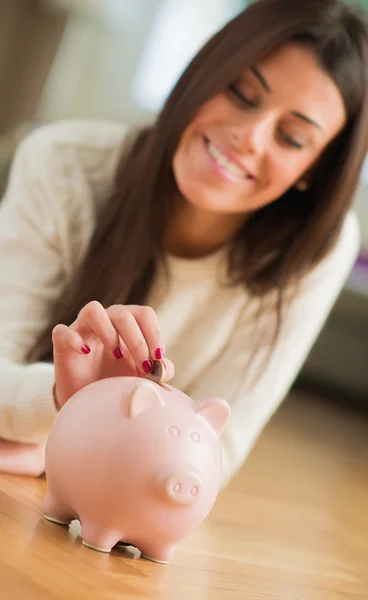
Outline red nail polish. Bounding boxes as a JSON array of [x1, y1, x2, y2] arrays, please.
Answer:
[[81, 345, 91, 354], [114, 346, 124, 360], [142, 359, 154, 373], [155, 348, 165, 360]]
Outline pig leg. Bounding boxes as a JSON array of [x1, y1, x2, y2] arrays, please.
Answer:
[[43, 490, 74, 525], [139, 541, 175, 565], [81, 521, 122, 553]]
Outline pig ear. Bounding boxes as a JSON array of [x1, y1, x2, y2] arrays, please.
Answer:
[[128, 382, 165, 418], [194, 397, 231, 436]]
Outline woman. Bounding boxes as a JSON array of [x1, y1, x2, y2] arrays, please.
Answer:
[[0, 0, 367, 485]]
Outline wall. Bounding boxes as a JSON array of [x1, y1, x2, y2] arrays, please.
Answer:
[[38, 0, 245, 125], [0, 0, 67, 134]]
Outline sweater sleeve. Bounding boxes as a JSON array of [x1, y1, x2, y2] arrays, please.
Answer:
[[0, 120, 128, 443], [186, 212, 360, 488], [0, 129, 67, 443]]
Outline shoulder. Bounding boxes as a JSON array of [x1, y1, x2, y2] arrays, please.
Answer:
[[18, 118, 130, 154], [328, 210, 359, 261], [303, 211, 360, 291], [285, 211, 360, 328], [1, 119, 136, 233], [6, 119, 135, 218], [16, 119, 131, 182]]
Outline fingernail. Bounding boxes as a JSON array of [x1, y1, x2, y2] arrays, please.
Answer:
[[81, 345, 91, 354], [114, 346, 124, 360], [155, 348, 165, 360], [142, 359, 154, 373]]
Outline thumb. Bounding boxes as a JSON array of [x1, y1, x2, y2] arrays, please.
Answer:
[[163, 358, 175, 382]]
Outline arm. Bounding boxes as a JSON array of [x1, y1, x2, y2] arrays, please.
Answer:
[[186, 212, 360, 488], [0, 120, 129, 444], [0, 127, 67, 442]]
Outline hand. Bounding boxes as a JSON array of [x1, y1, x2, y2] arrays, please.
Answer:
[[0, 438, 46, 476], [52, 301, 174, 409]]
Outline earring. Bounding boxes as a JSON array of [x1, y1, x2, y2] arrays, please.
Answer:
[[295, 181, 308, 192]]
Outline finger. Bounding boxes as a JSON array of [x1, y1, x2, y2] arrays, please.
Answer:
[[71, 301, 123, 360], [107, 305, 153, 375], [162, 358, 175, 382], [126, 305, 165, 361], [52, 324, 91, 356]]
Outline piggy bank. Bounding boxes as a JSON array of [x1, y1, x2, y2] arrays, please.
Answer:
[[43, 376, 231, 564]]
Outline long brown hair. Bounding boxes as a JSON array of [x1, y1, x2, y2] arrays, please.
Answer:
[[29, 0, 368, 364]]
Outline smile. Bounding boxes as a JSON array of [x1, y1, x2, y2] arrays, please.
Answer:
[[203, 136, 255, 182]]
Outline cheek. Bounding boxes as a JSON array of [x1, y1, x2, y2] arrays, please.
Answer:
[[172, 135, 200, 200], [172, 99, 235, 178], [172, 135, 192, 184], [270, 153, 313, 190], [194, 95, 231, 123], [185, 95, 235, 139]]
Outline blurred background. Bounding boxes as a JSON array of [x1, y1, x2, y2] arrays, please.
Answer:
[[0, 0, 367, 406]]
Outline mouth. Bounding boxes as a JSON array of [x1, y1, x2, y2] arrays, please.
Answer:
[[203, 136, 256, 182]]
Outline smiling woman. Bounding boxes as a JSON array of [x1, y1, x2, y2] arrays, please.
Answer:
[[0, 0, 368, 486], [172, 42, 346, 223]]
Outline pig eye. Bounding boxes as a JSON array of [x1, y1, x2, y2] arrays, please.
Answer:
[[191, 431, 201, 443], [168, 425, 179, 437]]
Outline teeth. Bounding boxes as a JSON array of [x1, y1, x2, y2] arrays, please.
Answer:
[[207, 141, 249, 179]]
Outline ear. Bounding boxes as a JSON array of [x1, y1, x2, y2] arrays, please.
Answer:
[[295, 165, 314, 191], [194, 397, 231, 437], [128, 382, 165, 418]]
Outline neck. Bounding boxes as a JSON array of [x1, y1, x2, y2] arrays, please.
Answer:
[[164, 201, 248, 259]]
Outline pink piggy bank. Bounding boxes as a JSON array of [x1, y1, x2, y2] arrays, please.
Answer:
[[43, 376, 231, 564]]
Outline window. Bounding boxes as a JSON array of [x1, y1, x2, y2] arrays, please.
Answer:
[[132, 0, 246, 113]]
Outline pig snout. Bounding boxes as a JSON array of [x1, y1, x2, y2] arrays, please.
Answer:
[[164, 470, 203, 505]]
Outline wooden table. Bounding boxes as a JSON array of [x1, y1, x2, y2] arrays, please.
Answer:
[[1, 389, 368, 600]]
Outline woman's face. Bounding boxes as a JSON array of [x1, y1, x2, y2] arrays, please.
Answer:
[[173, 42, 347, 215]]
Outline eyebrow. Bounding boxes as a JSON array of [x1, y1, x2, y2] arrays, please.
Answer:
[[291, 111, 323, 132], [251, 66, 271, 93], [250, 66, 323, 132]]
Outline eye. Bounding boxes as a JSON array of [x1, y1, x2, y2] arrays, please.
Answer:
[[168, 425, 179, 437], [280, 132, 305, 150], [227, 83, 258, 109], [190, 431, 201, 443]]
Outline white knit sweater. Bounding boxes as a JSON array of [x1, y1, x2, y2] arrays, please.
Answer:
[[0, 120, 360, 486]]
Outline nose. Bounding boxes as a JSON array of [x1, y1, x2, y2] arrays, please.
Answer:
[[164, 471, 203, 505], [230, 114, 272, 157]]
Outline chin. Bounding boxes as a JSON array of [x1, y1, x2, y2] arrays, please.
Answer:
[[183, 188, 242, 214], [174, 167, 263, 214]]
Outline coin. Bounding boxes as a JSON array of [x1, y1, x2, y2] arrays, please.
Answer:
[[147, 360, 166, 386]]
